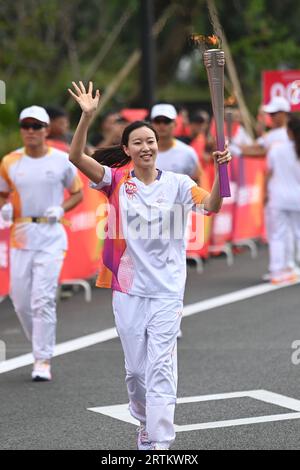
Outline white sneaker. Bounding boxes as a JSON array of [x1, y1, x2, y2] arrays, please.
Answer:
[[32, 360, 52, 382], [137, 424, 152, 450], [271, 271, 298, 285]]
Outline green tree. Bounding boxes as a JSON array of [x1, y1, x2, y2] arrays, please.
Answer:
[[1, 0, 300, 157]]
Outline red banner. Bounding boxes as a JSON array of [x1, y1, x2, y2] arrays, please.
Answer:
[[210, 185, 236, 248], [60, 172, 104, 281], [186, 211, 212, 259], [232, 157, 266, 242], [209, 159, 238, 248], [46, 139, 103, 282], [262, 70, 300, 112]]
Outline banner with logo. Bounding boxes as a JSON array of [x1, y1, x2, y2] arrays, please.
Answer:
[[262, 70, 300, 112]]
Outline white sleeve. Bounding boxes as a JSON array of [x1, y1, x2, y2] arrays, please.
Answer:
[[176, 174, 209, 206], [229, 142, 242, 157], [256, 135, 267, 148], [232, 126, 253, 146], [187, 147, 199, 177], [89, 165, 112, 190]]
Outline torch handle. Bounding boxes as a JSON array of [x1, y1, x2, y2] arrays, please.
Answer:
[[204, 49, 231, 197], [216, 134, 231, 198]]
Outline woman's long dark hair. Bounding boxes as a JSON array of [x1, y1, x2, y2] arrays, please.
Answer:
[[288, 115, 300, 160], [92, 120, 158, 168]]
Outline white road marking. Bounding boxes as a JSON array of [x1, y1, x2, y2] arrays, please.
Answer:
[[0, 328, 117, 374], [88, 389, 300, 431], [183, 279, 300, 317], [175, 413, 300, 432], [1, 279, 299, 375]]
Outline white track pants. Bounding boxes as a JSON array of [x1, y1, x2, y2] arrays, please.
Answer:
[[10, 248, 64, 360], [267, 208, 300, 274], [112, 291, 183, 447]]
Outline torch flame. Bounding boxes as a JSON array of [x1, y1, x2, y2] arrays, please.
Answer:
[[190, 34, 221, 49]]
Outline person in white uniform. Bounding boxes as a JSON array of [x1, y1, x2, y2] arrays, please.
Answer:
[[265, 115, 300, 283], [0, 106, 83, 381], [67, 81, 231, 450], [150, 103, 201, 182], [150, 104, 201, 339], [240, 96, 297, 280], [241, 96, 290, 156]]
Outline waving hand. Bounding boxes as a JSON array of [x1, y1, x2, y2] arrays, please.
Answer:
[[68, 81, 100, 115]]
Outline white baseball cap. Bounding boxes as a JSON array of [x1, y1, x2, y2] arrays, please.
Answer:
[[262, 96, 291, 113], [150, 103, 177, 120], [19, 105, 50, 125]]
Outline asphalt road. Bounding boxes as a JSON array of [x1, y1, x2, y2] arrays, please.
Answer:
[[1, 244, 300, 450]]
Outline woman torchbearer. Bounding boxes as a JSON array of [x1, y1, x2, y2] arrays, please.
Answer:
[[68, 81, 231, 449]]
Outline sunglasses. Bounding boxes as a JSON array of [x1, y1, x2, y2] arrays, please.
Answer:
[[152, 117, 173, 125], [20, 122, 46, 130]]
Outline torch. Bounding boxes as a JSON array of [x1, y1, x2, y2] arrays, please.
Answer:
[[192, 36, 231, 197]]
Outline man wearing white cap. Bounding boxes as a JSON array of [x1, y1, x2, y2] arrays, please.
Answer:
[[240, 96, 291, 156], [0, 105, 83, 381], [150, 103, 201, 182]]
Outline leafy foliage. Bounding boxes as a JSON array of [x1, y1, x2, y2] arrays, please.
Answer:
[[0, 0, 299, 156]]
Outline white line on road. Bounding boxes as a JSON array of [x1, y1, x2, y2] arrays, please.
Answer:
[[88, 389, 300, 431], [0, 328, 118, 374], [175, 412, 300, 432], [1, 279, 299, 375], [182, 280, 300, 317]]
